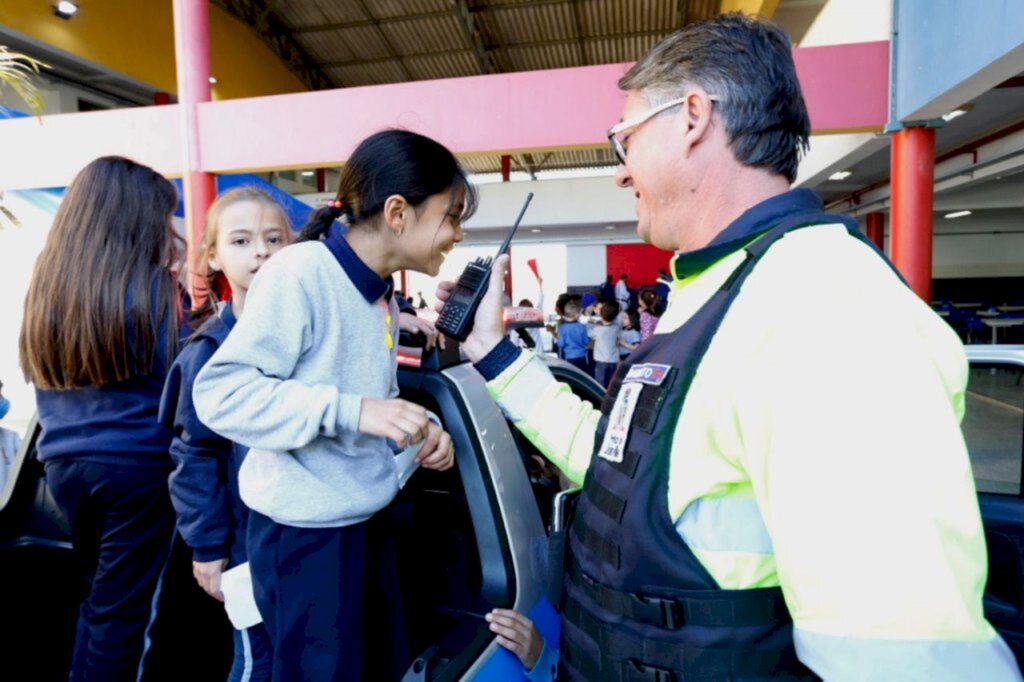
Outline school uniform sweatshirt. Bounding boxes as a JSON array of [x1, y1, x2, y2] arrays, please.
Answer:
[[192, 234, 400, 529]]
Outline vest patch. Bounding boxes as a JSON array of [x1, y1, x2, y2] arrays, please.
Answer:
[[597, 382, 643, 463], [623, 363, 672, 385]]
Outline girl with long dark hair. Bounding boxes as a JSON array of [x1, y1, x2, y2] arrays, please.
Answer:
[[20, 156, 182, 680]]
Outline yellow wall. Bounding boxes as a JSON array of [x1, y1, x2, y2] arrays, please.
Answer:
[[0, 0, 306, 100]]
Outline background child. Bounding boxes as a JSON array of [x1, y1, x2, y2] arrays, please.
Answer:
[[619, 309, 641, 359], [192, 130, 467, 680], [638, 287, 664, 342], [159, 187, 292, 682], [589, 300, 621, 388], [557, 301, 590, 376], [19, 156, 181, 679]]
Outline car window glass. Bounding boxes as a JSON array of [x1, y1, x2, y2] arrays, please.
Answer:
[[508, 365, 604, 529], [964, 363, 1024, 495]]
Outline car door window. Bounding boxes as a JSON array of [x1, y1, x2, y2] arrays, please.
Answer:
[[964, 363, 1024, 495]]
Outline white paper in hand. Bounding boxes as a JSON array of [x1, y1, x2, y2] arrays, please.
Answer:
[[220, 562, 263, 630], [393, 410, 443, 489], [394, 437, 425, 489]]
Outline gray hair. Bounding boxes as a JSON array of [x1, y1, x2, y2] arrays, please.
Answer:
[[619, 12, 810, 183]]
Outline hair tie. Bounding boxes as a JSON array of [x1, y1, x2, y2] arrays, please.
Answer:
[[331, 199, 343, 210]]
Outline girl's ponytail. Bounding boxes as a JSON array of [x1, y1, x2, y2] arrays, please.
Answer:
[[299, 200, 345, 242]]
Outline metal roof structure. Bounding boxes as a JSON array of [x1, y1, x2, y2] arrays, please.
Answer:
[[212, 0, 729, 175]]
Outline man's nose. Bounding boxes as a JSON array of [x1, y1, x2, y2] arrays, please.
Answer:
[[615, 163, 632, 188]]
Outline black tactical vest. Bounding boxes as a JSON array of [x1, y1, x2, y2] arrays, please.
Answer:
[[559, 211, 896, 681]]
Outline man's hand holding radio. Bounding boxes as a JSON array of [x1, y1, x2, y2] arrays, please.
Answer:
[[435, 254, 508, 363]]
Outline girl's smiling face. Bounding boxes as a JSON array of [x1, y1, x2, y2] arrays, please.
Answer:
[[402, 189, 466, 276]]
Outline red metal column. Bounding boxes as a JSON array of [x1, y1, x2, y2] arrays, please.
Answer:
[[315, 168, 327, 192], [500, 154, 511, 182], [889, 126, 935, 301], [865, 211, 885, 252], [173, 0, 216, 309]]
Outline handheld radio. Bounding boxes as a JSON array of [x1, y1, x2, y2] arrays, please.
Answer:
[[435, 192, 534, 342]]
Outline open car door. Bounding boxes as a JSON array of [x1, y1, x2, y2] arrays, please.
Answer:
[[964, 347, 1024, 668]]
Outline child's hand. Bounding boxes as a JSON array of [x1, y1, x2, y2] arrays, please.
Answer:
[[486, 608, 544, 670], [398, 312, 445, 350], [193, 558, 228, 602], [359, 398, 429, 447], [416, 421, 455, 471]]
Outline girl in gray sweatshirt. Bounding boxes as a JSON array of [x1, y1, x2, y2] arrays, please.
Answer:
[[193, 130, 478, 680]]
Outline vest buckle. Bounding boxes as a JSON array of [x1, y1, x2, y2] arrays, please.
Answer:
[[627, 658, 677, 682], [634, 593, 682, 629]]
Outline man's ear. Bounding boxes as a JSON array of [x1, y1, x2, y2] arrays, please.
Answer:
[[680, 91, 715, 157], [383, 195, 409, 236]]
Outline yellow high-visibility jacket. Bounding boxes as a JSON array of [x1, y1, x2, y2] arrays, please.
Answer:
[[485, 223, 1020, 680]]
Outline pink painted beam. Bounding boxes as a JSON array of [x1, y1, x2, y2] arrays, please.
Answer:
[[197, 63, 633, 173], [0, 42, 888, 190], [794, 40, 889, 134]]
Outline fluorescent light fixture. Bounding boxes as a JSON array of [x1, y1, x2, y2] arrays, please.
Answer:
[[828, 171, 852, 181], [208, 76, 218, 85], [530, 228, 542, 233], [54, 1, 78, 18], [941, 109, 967, 123], [944, 210, 972, 219], [301, 170, 315, 177], [605, 225, 616, 230]]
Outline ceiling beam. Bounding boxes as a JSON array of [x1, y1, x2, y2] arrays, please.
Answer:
[[677, 0, 690, 26], [475, 0, 572, 10], [452, 0, 500, 75], [352, 0, 414, 81], [213, 0, 334, 90], [0, 43, 891, 190], [292, 9, 452, 34], [321, 29, 675, 68], [571, 0, 587, 66], [517, 153, 538, 180]]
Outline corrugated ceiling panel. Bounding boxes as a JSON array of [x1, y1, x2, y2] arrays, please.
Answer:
[[479, 3, 576, 44], [588, 33, 667, 64], [472, 0, 537, 6], [500, 43, 580, 71], [368, 0, 451, 19], [404, 52, 479, 80], [305, 0, 368, 25], [326, 61, 408, 86], [687, 0, 721, 23], [277, 0, 331, 29], [333, 25, 394, 60], [296, 30, 358, 63], [581, 0, 676, 36], [457, 147, 618, 174], [382, 15, 466, 54]]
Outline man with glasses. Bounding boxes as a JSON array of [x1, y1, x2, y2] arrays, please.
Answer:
[[440, 12, 1019, 681]]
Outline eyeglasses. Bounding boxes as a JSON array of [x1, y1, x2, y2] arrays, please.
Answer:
[[607, 94, 721, 165]]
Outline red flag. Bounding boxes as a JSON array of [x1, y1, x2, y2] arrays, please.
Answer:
[[527, 258, 541, 281]]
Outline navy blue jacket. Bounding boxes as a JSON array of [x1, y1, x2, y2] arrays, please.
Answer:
[[35, 283, 180, 466], [159, 303, 249, 565]]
